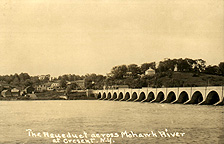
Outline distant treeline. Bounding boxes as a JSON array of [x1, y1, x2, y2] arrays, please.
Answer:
[[0, 58, 223, 90]]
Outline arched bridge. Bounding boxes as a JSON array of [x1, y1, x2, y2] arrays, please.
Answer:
[[91, 86, 224, 106]]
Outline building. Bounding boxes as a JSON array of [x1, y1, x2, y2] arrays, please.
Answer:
[[11, 88, 20, 97], [47, 87, 54, 91], [174, 64, 178, 72], [51, 82, 60, 89], [36, 84, 47, 92], [1, 90, 12, 97], [38, 74, 50, 80], [145, 68, 155, 76]]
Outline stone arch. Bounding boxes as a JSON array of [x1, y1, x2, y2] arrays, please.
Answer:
[[115, 92, 123, 101], [105, 92, 112, 100], [144, 92, 155, 102], [97, 93, 101, 99], [111, 92, 117, 100], [154, 91, 165, 102], [129, 92, 138, 101], [121, 92, 130, 101], [163, 91, 176, 103], [136, 92, 146, 102], [101, 92, 106, 100], [175, 91, 189, 103], [187, 91, 203, 104], [203, 91, 220, 105]]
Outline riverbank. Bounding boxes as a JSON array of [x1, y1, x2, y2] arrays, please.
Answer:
[[0, 91, 97, 100]]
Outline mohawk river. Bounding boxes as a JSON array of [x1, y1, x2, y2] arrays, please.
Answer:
[[0, 100, 223, 144]]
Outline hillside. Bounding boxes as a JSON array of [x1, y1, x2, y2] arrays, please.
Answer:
[[152, 72, 224, 88]]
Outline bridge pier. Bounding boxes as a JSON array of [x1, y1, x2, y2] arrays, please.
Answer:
[[160, 99, 167, 103], [214, 98, 224, 106], [114, 93, 123, 101], [141, 97, 148, 103], [183, 100, 191, 105], [150, 98, 157, 103], [198, 100, 206, 105], [171, 99, 178, 104]]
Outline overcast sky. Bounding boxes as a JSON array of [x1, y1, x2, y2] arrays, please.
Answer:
[[0, 0, 223, 77]]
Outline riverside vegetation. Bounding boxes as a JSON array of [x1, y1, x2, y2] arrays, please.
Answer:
[[0, 58, 223, 100]]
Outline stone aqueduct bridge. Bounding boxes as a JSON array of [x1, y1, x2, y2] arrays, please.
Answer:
[[91, 86, 224, 106]]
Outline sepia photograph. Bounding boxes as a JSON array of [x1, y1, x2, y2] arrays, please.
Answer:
[[0, 0, 223, 143]]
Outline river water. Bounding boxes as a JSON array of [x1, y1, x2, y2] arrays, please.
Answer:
[[0, 100, 223, 144]]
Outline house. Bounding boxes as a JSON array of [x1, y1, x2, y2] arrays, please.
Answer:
[[145, 68, 155, 76], [44, 82, 61, 91], [38, 74, 50, 80], [36, 84, 47, 92], [1, 90, 12, 97], [51, 82, 60, 89], [11, 88, 20, 97], [47, 87, 54, 91]]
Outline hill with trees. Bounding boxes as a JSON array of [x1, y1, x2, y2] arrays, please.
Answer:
[[0, 58, 223, 91]]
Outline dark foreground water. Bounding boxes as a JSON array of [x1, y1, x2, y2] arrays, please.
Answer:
[[0, 100, 223, 144]]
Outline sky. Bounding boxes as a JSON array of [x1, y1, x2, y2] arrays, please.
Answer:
[[0, 0, 223, 77]]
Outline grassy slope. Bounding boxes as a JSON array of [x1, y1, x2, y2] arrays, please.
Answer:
[[158, 72, 224, 87]]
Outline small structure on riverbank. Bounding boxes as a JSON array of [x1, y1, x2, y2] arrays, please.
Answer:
[[11, 88, 20, 97], [58, 95, 68, 100]]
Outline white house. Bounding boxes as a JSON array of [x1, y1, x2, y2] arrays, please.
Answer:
[[145, 68, 155, 76]]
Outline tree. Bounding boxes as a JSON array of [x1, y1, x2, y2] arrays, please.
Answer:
[[67, 74, 74, 81], [19, 73, 30, 82], [30, 76, 40, 86], [219, 62, 224, 75], [204, 65, 220, 75], [127, 64, 141, 77], [111, 65, 128, 79], [85, 73, 105, 89], [60, 79, 67, 88], [194, 59, 206, 72], [176, 58, 192, 72], [157, 59, 177, 72], [65, 85, 72, 95], [24, 79, 33, 87], [140, 62, 156, 74], [12, 77, 20, 86]]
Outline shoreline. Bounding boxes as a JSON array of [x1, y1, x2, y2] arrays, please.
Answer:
[[0, 92, 97, 101]]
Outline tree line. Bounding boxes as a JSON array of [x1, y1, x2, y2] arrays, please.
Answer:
[[0, 58, 223, 90], [104, 58, 224, 88]]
